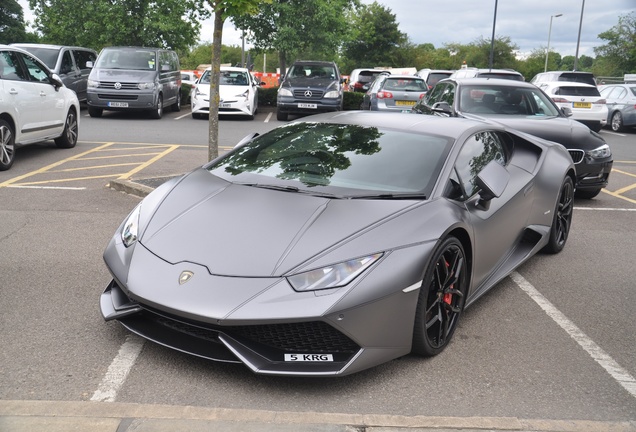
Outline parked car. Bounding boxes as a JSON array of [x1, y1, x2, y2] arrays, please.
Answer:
[[450, 67, 524, 81], [191, 66, 260, 120], [531, 71, 596, 87], [411, 78, 612, 198], [360, 74, 428, 111], [11, 43, 97, 102], [276, 60, 344, 121], [180, 70, 198, 86], [99, 111, 575, 376], [0, 45, 80, 171], [599, 83, 636, 132], [416, 69, 454, 90], [347, 68, 385, 92], [537, 81, 608, 132], [86, 46, 181, 119]]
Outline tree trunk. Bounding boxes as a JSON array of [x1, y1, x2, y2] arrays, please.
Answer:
[[279, 51, 287, 84], [208, 8, 225, 162]]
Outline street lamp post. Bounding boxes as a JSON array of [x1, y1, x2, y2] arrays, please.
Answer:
[[544, 13, 563, 72]]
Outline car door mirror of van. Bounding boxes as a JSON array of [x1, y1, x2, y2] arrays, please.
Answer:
[[50, 73, 64, 90], [86, 61, 93, 68]]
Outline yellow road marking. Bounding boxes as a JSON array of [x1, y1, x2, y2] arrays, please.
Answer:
[[601, 188, 636, 205], [118, 145, 179, 180]]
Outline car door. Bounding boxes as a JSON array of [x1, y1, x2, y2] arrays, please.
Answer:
[[57, 48, 83, 97], [72, 48, 97, 102], [16, 51, 66, 141], [451, 130, 535, 294]]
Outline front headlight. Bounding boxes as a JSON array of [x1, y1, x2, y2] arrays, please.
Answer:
[[87, 79, 98, 88], [138, 82, 156, 90], [278, 88, 293, 97], [121, 205, 141, 248], [324, 90, 340, 99], [236, 90, 249, 99], [287, 253, 383, 292], [587, 144, 611, 159]]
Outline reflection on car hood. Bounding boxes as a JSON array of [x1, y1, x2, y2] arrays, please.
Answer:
[[140, 169, 419, 277], [464, 114, 606, 150], [90, 69, 157, 82]]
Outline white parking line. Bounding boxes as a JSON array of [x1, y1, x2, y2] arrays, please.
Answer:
[[264, 112, 273, 123], [7, 185, 86, 190], [510, 271, 636, 399], [91, 335, 145, 402], [602, 131, 626, 137], [574, 207, 636, 211]]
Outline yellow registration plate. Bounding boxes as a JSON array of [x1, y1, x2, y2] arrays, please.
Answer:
[[395, 100, 416, 106], [573, 102, 592, 109]]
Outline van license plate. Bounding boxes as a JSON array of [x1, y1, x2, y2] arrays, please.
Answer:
[[298, 103, 317, 109], [108, 102, 128, 108]]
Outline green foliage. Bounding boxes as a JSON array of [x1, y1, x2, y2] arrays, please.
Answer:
[[343, 91, 364, 110], [1, 0, 28, 43], [257, 86, 278, 106], [27, 0, 209, 52], [594, 12, 636, 75]]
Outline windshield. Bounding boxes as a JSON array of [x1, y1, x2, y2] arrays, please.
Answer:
[[459, 85, 560, 116], [95, 49, 157, 71], [288, 65, 336, 80], [207, 122, 452, 198]]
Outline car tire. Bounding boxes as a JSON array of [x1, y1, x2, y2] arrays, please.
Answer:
[[150, 95, 163, 119], [575, 188, 601, 199], [412, 236, 468, 357], [0, 119, 16, 171], [543, 176, 574, 254], [88, 107, 102, 118], [54, 108, 79, 149], [611, 111, 624, 132], [276, 109, 288, 121], [171, 91, 181, 112]]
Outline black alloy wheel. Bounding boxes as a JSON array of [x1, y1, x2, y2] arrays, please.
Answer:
[[0, 119, 15, 171], [543, 176, 574, 253], [412, 236, 468, 357]]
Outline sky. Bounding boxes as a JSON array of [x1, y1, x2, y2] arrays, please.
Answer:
[[19, 0, 634, 59]]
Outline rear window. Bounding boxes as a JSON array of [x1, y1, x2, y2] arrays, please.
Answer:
[[478, 72, 524, 81], [427, 72, 452, 87], [557, 73, 596, 86], [356, 70, 383, 83], [554, 86, 601, 97], [382, 77, 428, 91]]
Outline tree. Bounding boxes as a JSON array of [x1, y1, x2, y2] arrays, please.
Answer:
[[0, 0, 28, 43], [232, 0, 357, 78], [341, 1, 409, 72], [27, 0, 208, 52], [594, 12, 636, 75]]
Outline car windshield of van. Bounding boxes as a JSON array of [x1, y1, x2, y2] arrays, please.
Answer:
[[96, 49, 157, 71]]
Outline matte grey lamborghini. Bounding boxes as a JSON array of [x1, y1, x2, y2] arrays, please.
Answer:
[[100, 111, 575, 376]]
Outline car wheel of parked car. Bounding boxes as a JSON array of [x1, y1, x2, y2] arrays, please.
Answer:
[[412, 236, 467, 357], [276, 109, 288, 121], [543, 176, 574, 254], [575, 188, 602, 199], [54, 109, 79, 149], [171, 92, 181, 112], [151, 95, 163, 119], [590, 123, 603, 132], [0, 119, 16, 171], [611, 111, 624, 132], [88, 107, 103, 118]]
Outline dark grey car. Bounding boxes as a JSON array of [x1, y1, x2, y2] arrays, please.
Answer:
[[412, 78, 613, 199], [11, 43, 97, 102], [100, 112, 575, 377]]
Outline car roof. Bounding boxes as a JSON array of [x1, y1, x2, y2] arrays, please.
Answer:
[[541, 81, 598, 88], [450, 77, 536, 88]]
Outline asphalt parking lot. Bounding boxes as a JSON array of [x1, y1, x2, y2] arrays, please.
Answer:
[[1, 109, 635, 431]]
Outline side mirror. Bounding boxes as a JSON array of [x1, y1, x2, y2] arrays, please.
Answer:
[[561, 106, 573, 117], [474, 160, 509, 211], [431, 101, 453, 115], [234, 132, 260, 149], [86, 61, 93, 68], [50, 73, 64, 90]]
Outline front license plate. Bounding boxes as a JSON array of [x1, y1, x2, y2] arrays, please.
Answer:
[[220, 103, 231, 108], [108, 102, 128, 108], [284, 353, 334, 362], [573, 102, 591, 109], [395, 100, 416, 106], [298, 103, 317, 109]]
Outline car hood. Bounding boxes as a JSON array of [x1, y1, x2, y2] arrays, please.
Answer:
[[90, 68, 157, 82], [462, 113, 606, 150], [139, 168, 423, 277], [282, 77, 339, 91]]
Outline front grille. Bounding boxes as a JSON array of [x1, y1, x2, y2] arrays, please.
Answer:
[[98, 93, 138, 101], [99, 81, 140, 90], [568, 149, 585, 164], [293, 89, 324, 99]]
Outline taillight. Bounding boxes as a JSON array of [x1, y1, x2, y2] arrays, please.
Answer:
[[353, 82, 363, 90], [377, 91, 393, 99], [419, 93, 426, 99], [594, 99, 606, 105], [552, 97, 569, 103]]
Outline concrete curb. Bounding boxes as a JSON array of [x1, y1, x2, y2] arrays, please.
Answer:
[[1, 400, 634, 432]]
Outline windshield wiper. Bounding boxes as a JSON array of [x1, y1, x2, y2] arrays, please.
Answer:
[[349, 193, 427, 200], [237, 183, 342, 198]]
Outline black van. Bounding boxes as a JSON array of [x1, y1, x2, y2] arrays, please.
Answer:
[[86, 47, 181, 119], [11, 43, 97, 102]]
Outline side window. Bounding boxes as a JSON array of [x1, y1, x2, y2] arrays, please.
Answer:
[[73, 50, 96, 70], [20, 53, 50, 83], [440, 83, 455, 105], [60, 50, 74, 74], [0, 51, 28, 81], [454, 131, 507, 198], [425, 82, 447, 105]]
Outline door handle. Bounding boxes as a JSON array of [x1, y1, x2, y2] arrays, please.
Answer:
[[40, 91, 47, 97], [9, 89, 18, 95]]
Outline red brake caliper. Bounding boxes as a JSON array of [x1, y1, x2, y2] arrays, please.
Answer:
[[443, 258, 453, 305]]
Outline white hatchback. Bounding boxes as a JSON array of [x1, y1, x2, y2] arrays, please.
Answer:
[[537, 81, 607, 132], [191, 66, 261, 120], [0, 45, 80, 171]]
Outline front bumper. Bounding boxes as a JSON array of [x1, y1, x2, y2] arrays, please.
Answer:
[[191, 95, 254, 117], [277, 96, 341, 115], [573, 157, 613, 191], [87, 91, 156, 110]]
